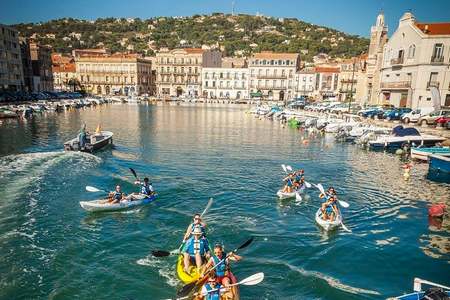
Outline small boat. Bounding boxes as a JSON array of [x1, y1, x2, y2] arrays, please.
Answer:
[[276, 187, 304, 200], [391, 278, 450, 299], [429, 154, 450, 174], [64, 131, 113, 153], [411, 146, 450, 161], [315, 208, 342, 231], [0, 108, 18, 119], [79, 194, 157, 212]]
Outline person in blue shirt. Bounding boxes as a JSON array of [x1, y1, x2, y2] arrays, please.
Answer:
[[319, 187, 339, 221], [134, 177, 154, 196], [183, 226, 210, 273], [201, 272, 222, 300], [281, 173, 295, 193]]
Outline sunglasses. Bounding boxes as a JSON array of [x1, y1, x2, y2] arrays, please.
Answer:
[[194, 217, 201, 220]]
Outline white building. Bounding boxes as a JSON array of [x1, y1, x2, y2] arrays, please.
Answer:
[[248, 51, 300, 102], [294, 71, 315, 98], [313, 66, 340, 100], [379, 12, 450, 108], [201, 67, 249, 100]]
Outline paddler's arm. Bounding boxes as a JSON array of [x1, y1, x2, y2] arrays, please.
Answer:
[[228, 253, 242, 262], [182, 225, 191, 241]]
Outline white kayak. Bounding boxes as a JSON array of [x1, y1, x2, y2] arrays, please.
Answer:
[[80, 194, 157, 212], [315, 208, 342, 231], [276, 187, 305, 199]]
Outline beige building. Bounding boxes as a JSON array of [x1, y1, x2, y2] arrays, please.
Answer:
[[294, 70, 315, 98], [313, 66, 340, 100], [52, 53, 76, 91], [0, 24, 24, 91], [337, 55, 367, 102], [248, 51, 300, 101], [155, 48, 222, 97], [75, 53, 153, 96], [201, 67, 249, 100], [379, 12, 450, 108], [365, 12, 389, 105]]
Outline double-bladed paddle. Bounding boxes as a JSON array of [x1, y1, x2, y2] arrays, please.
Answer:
[[176, 237, 254, 298], [151, 198, 214, 258], [85, 185, 109, 193], [315, 184, 352, 232], [168, 272, 264, 300]]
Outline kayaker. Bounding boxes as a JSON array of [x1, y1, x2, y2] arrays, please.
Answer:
[[203, 243, 241, 292], [183, 213, 207, 242], [293, 169, 305, 189], [200, 272, 222, 300], [134, 177, 154, 196], [320, 187, 338, 221], [183, 226, 210, 273], [108, 185, 126, 204], [282, 173, 294, 193]]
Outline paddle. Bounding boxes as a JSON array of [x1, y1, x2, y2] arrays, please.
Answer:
[[129, 167, 139, 182], [151, 198, 214, 258], [177, 237, 254, 298], [168, 272, 264, 300], [85, 186, 109, 193]]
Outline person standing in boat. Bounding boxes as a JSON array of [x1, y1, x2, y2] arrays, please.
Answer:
[[320, 187, 339, 221], [183, 226, 210, 273], [78, 123, 88, 150], [134, 177, 154, 196], [202, 243, 241, 298]]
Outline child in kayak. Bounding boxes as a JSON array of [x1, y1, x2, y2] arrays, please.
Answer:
[[282, 173, 295, 193], [320, 187, 339, 221], [183, 226, 210, 273], [108, 185, 126, 204], [200, 272, 222, 300]]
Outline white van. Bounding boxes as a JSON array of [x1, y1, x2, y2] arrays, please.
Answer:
[[401, 107, 435, 123]]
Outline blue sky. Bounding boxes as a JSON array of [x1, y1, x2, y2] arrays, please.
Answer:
[[1, 0, 450, 37]]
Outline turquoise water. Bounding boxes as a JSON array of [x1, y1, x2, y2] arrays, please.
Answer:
[[0, 103, 449, 300]]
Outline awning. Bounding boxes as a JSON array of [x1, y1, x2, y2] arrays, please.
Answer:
[[251, 92, 262, 98]]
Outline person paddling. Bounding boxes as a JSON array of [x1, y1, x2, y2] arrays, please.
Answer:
[[282, 173, 294, 193], [320, 187, 339, 221], [202, 243, 241, 298], [134, 177, 154, 196], [183, 213, 207, 242], [108, 185, 126, 204], [200, 272, 222, 300], [293, 169, 305, 190], [183, 226, 210, 273]]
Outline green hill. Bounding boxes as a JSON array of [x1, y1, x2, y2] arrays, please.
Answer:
[[12, 13, 369, 61]]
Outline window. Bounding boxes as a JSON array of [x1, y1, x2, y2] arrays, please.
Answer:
[[408, 45, 415, 58], [432, 43, 444, 59]]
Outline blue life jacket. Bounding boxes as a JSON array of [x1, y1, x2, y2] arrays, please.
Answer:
[[113, 191, 122, 201], [186, 237, 208, 257], [190, 223, 206, 237], [212, 254, 227, 277], [204, 283, 221, 300], [295, 175, 301, 182]]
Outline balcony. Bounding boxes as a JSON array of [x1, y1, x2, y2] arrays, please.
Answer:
[[430, 56, 444, 64], [341, 79, 357, 84], [390, 57, 404, 66], [380, 81, 411, 89], [427, 81, 440, 89], [256, 74, 287, 79]]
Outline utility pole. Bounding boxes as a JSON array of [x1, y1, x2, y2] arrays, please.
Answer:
[[232, 1, 235, 16], [348, 58, 356, 113]]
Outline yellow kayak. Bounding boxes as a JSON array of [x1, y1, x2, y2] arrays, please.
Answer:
[[176, 254, 201, 284]]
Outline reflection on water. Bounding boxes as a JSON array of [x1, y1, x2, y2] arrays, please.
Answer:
[[0, 103, 449, 299]]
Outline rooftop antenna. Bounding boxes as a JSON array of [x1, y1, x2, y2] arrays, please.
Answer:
[[232, 0, 235, 16]]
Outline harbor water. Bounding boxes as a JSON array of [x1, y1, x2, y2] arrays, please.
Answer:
[[0, 103, 449, 300]]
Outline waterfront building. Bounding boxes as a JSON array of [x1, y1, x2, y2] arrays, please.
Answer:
[[337, 55, 367, 103], [294, 70, 315, 98], [313, 66, 340, 100], [21, 40, 54, 92], [155, 48, 222, 98], [0, 24, 24, 91], [201, 67, 249, 100], [75, 53, 153, 96], [364, 12, 389, 105], [379, 12, 450, 108], [51, 53, 76, 91], [248, 51, 300, 102]]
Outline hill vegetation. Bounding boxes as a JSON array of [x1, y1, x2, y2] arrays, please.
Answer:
[[13, 13, 369, 61]]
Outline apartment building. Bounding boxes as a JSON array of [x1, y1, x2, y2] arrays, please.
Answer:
[[201, 67, 249, 100], [52, 53, 76, 91], [0, 24, 23, 91]]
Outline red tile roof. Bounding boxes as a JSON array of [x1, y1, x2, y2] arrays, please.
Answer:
[[415, 22, 450, 35], [315, 67, 340, 73]]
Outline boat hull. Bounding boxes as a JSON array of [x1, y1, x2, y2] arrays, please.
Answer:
[[315, 208, 342, 231], [429, 154, 450, 174], [411, 147, 450, 161], [79, 194, 157, 212], [64, 130, 113, 153]]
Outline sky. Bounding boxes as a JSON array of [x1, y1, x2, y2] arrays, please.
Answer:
[[1, 0, 450, 37]]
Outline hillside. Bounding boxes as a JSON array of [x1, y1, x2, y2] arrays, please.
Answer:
[[12, 13, 369, 61]]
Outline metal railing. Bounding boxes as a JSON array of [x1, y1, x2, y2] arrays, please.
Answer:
[[430, 56, 444, 64], [390, 57, 404, 65], [380, 81, 411, 89]]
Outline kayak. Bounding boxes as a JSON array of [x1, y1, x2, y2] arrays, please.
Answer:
[[276, 186, 304, 199], [176, 254, 201, 284], [315, 207, 342, 231], [79, 194, 157, 212]]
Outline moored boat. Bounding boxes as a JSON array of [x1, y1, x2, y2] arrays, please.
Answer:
[[429, 154, 450, 173], [79, 193, 157, 212], [391, 278, 450, 299], [411, 146, 450, 161], [315, 208, 342, 231], [64, 130, 113, 153]]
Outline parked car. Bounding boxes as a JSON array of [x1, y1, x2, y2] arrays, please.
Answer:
[[401, 107, 436, 123], [417, 109, 450, 126], [436, 116, 450, 129], [360, 107, 383, 118], [382, 108, 412, 120]]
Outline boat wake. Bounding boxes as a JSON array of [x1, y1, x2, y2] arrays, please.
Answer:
[[136, 255, 178, 287]]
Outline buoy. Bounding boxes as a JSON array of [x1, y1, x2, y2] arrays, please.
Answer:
[[429, 203, 446, 218], [303, 140, 309, 145]]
